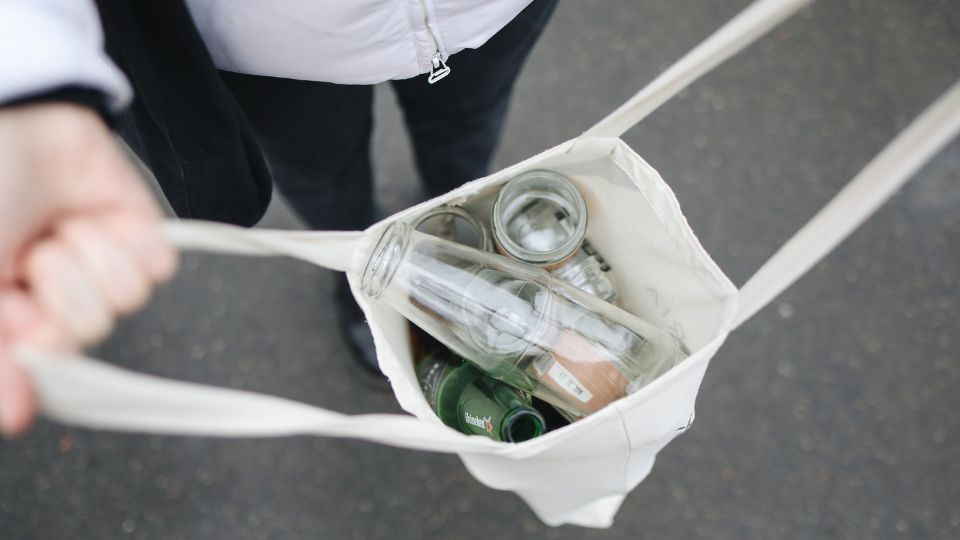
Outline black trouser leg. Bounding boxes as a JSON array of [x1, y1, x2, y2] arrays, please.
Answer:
[[222, 0, 557, 230], [222, 74, 381, 372], [221, 74, 375, 231], [390, 0, 559, 197]]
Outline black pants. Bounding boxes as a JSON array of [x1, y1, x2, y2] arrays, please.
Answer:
[[220, 0, 557, 231], [103, 0, 555, 229]]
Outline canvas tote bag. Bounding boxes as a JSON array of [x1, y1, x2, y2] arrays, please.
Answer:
[[17, 0, 960, 528]]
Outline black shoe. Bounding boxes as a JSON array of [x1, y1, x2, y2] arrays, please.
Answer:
[[334, 277, 389, 384]]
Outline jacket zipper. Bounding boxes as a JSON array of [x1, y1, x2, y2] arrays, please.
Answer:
[[417, 0, 451, 83]]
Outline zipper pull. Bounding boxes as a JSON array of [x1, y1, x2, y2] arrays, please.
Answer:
[[427, 52, 451, 84]]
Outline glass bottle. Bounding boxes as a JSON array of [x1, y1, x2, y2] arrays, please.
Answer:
[[357, 222, 688, 419], [417, 349, 545, 443]]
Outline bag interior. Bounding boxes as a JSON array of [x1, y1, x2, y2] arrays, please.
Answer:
[[352, 138, 738, 424]]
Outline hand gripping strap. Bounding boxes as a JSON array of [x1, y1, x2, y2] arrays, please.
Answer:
[[16, 221, 497, 453], [733, 80, 960, 329]]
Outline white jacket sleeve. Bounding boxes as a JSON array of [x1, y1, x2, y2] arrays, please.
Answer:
[[0, 0, 131, 110]]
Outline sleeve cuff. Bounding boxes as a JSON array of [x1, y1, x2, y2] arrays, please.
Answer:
[[0, 85, 112, 121], [0, 0, 132, 112]]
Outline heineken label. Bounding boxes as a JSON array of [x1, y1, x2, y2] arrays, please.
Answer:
[[463, 411, 494, 433]]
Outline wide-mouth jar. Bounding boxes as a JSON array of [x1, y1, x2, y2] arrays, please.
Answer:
[[492, 169, 588, 270]]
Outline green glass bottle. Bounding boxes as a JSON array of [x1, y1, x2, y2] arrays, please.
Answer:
[[417, 350, 545, 443]]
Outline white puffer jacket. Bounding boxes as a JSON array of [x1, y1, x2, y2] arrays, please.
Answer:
[[0, 0, 533, 110]]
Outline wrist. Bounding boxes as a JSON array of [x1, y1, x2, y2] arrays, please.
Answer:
[[0, 85, 112, 125]]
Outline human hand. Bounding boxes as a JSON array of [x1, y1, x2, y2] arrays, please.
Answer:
[[0, 103, 177, 436]]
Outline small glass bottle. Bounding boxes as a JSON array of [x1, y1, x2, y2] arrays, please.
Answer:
[[417, 350, 545, 442], [357, 222, 688, 419]]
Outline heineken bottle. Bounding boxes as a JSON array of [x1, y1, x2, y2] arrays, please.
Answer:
[[417, 349, 545, 443]]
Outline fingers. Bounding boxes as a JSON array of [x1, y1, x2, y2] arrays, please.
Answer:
[[23, 239, 114, 347], [15, 212, 178, 348], [58, 219, 150, 316], [0, 291, 42, 437], [100, 211, 178, 284], [0, 295, 40, 435], [0, 288, 47, 341], [0, 349, 36, 437], [0, 288, 69, 353]]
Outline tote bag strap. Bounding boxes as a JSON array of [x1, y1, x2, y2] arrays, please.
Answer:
[[164, 219, 361, 272], [16, 222, 497, 454], [583, 0, 815, 139], [732, 81, 960, 329], [18, 348, 494, 453]]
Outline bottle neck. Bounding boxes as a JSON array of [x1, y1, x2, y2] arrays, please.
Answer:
[[500, 407, 545, 443], [360, 222, 410, 299], [460, 369, 545, 443]]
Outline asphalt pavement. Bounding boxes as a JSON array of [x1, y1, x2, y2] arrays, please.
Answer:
[[2, 1, 958, 538]]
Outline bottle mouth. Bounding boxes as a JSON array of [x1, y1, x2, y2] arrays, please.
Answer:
[[411, 205, 492, 252], [492, 169, 588, 266], [502, 408, 546, 442], [360, 222, 409, 300]]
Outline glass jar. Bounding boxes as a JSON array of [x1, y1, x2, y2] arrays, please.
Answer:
[[358, 222, 687, 418], [412, 205, 492, 252], [492, 169, 618, 303]]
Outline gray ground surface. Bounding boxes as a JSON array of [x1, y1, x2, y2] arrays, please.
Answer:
[[2, 1, 959, 538]]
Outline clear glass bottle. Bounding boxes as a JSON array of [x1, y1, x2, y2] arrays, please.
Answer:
[[358, 222, 688, 418]]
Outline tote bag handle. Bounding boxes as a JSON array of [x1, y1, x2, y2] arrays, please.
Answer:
[[17, 347, 497, 453], [582, 0, 815, 139], [577, 0, 960, 329], [732, 81, 960, 328], [163, 220, 360, 272], [16, 223, 499, 454]]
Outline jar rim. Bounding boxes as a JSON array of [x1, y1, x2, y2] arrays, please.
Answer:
[[492, 169, 588, 266], [411, 204, 492, 252]]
